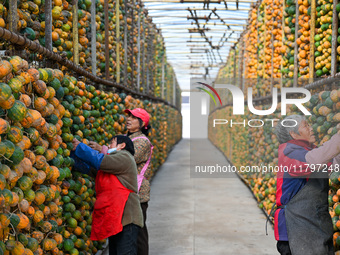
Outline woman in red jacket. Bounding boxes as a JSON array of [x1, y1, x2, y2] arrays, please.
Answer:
[[72, 135, 143, 255], [89, 108, 153, 255]]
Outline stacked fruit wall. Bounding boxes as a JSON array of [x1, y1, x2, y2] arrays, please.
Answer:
[[0, 56, 182, 255]]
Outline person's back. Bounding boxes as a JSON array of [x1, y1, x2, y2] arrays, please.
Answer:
[[98, 149, 143, 228], [128, 131, 152, 202], [72, 136, 143, 255], [274, 115, 336, 255]]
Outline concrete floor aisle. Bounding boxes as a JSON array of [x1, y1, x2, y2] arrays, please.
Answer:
[[147, 139, 277, 255]]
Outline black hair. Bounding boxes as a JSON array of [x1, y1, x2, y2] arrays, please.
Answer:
[[114, 135, 135, 156], [137, 117, 151, 136]]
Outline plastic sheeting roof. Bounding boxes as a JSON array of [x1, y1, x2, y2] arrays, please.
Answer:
[[142, 0, 254, 90]]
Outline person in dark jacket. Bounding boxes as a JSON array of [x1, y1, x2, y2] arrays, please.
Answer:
[[274, 115, 340, 255], [71, 135, 143, 255]]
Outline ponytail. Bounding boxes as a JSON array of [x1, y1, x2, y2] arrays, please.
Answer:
[[137, 118, 151, 136], [141, 124, 151, 136]]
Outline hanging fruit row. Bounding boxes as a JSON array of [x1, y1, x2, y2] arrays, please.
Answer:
[[208, 104, 280, 216], [0, 55, 182, 254], [0, 0, 181, 103], [219, 0, 340, 98]]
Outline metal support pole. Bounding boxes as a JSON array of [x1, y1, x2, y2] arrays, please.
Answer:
[[8, 0, 17, 33], [242, 39, 246, 92], [45, 0, 52, 52], [271, 33, 274, 91], [281, 0, 285, 87], [142, 17, 146, 90], [150, 33, 154, 95], [161, 54, 165, 99], [233, 49, 237, 85], [165, 67, 168, 102], [256, 6, 260, 82], [238, 38, 244, 89], [146, 36, 150, 94], [173, 73, 176, 105], [116, 0, 120, 83], [146, 25, 151, 94], [91, 0, 96, 75], [293, 2, 299, 87], [72, 0, 79, 65], [130, 0, 135, 87], [309, 0, 316, 82], [262, 4, 266, 80], [331, 0, 339, 76], [45, 0, 52, 66], [124, 2, 128, 86], [167, 70, 171, 103], [137, 9, 141, 89], [105, 0, 109, 79], [242, 33, 248, 81]]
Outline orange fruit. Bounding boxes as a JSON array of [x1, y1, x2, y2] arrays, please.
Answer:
[[0, 18, 5, 28], [53, 0, 62, 6], [51, 32, 59, 42], [74, 226, 82, 236]]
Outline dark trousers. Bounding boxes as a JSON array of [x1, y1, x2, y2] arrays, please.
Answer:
[[109, 224, 140, 255], [137, 202, 149, 255], [277, 241, 292, 255]]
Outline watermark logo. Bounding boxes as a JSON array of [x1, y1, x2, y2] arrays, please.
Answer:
[[197, 83, 311, 116], [196, 82, 222, 115], [196, 82, 222, 106]]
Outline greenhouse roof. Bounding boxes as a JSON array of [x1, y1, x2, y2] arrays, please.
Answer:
[[142, 0, 254, 90]]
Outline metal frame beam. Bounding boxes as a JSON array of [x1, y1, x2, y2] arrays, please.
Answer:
[[150, 16, 247, 20], [163, 34, 239, 38], [154, 22, 246, 26], [144, 0, 255, 3], [157, 27, 244, 31], [147, 7, 251, 11]]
